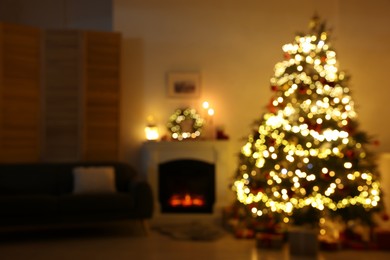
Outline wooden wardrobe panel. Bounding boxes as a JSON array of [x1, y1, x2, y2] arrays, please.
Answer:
[[0, 26, 121, 163], [83, 31, 121, 161], [0, 23, 41, 163], [43, 30, 121, 162], [43, 30, 81, 161]]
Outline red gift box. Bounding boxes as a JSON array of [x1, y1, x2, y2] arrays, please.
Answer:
[[374, 229, 390, 250]]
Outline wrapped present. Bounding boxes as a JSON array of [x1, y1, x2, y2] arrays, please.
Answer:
[[373, 228, 390, 250], [319, 239, 342, 251], [256, 232, 284, 249], [343, 240, 378, 250], [234, 227, 255, 239], [289, 228, 319, 256]]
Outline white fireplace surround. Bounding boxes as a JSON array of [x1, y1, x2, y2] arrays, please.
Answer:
[[141, 140, 232, 225]]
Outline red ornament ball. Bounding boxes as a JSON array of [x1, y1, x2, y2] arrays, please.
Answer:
[[346, 150, 355, 159], [299, 85, 307, 94]]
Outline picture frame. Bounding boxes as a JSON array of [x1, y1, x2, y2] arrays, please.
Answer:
[[167, 72, 201, 98]]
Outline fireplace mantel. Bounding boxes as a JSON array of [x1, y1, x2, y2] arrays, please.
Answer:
[[141, 140, 232, 224]]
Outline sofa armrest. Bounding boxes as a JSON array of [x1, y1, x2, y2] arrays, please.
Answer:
[[130, 180, 154, 219]]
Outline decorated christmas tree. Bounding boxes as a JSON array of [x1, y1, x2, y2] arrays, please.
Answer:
[[232, 16, 383, 232]]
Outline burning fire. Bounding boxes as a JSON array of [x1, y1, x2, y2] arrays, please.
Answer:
[[169, 193, 205, 207]]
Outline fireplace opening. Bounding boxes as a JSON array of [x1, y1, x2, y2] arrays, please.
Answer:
[[158, 159, 215, 213]]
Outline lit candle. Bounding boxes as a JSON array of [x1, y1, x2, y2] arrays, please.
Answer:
[[145, 115, 159, 141], [208, 108, 215, 139], [202, 101, 210, 110], [201, 101, 215, 139], [145, 126, 159, 141], [208, 108, 214, 116]]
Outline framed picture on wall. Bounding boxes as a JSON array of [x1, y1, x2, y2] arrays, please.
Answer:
[[167, 72, 201, 98]]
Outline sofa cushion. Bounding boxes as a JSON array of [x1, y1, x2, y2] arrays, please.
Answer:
[[58, 193, 133, 215], [0, 195, 57, 218], [69, 162, 136, 193], [73, 166, 116, 194]]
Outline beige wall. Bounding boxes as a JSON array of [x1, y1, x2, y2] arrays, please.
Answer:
[[114, 0, 390, 173]]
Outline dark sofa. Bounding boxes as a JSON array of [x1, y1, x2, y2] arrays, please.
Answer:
[[0, 162, 153, 228]]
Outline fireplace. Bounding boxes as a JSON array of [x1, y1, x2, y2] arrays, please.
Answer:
[[142, 140, 232, 225], [159, 159, 215, 214]]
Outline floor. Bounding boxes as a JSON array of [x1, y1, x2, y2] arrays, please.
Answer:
[[0, 221, 389, 260]]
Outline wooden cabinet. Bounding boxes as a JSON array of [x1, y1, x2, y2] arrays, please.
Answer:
[[43, 30, 121, 161], [0, 23, 41, 162]]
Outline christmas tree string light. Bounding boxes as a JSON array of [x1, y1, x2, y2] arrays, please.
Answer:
[[233, 16, 383, 226]]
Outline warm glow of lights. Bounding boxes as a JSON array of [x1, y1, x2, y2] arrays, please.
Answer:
[[145, 126, 159, 141], [208, 108, 215, 116], [168, 108, 203, 140], [232, 17, 382, 225], [169, 193, 205, 207], [344, 162, 353, 169]]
